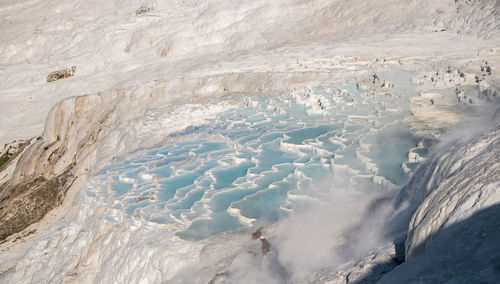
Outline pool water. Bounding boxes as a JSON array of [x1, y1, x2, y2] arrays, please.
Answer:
[[94, 81, 428, 240]]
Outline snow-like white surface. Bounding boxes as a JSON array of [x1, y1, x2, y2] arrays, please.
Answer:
[[405, 124, 500, 258], [379, 119, 500, 283], [1, 0, 499, 146], [0, 0, 500, 283]]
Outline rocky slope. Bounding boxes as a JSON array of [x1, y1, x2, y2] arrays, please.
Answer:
[[0, 0, 499, 283]]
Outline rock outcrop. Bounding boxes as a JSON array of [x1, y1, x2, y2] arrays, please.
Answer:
[[0, 90, 128, 241], [0, 139, 30, 175], [0, 70, 335, 242], [46, 66, 76, 83], [0, 166, 75, 241], [404, 126, 500, 259], [377, 107, 500, 282]]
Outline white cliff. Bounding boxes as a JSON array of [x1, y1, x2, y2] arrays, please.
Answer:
[[378, 109, 500, 283], [0, 0, 499, 283]]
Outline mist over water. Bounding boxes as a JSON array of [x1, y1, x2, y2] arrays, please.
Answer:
[[1, 0, 498, 282], [84, 79, 431, 282]]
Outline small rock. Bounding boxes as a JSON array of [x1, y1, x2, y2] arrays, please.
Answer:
[[46, 66, 76, 82]]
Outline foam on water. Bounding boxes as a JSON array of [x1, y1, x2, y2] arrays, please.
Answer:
[[92, 79, 431, 241]]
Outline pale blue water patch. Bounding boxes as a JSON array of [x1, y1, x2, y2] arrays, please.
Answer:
[[207, 148, 234, 158], [403, 162, 420, 172], [125, 200, 150, 216], [298, 164, 331, 180], [351, 176, 386, 194], [123, 167, 144, 180], [411, 147, 429, 156], [169, 182, 197, 200], [192, 142, 226, 154], [345, 80, 364, 95], [284, 104, 307, 117], [93, 80, 430, 240], [253, 164, 295, 187], [232, 179, 294, 222], [334, 142, 366, 173], [208, 186, 264, 213], [167, 187, 206, 211], [256, 132, 283, 144], [363, 123, 421, 185], [238, 133, 261, 145], [345, 123, 367, 133], [158, 159, 219, 201], [177, 213, 242, 240], [249, 146, 296, 174], [112, 180, 133, 196], [295, 156, 312, 165], [380, 70, 418, 98], [149, 164, 173, 178], [316, 134, 342, 152], [234, 149, 253, 160], [212, 161, 255, 189], [246, 113, 267, 124], [284, 125, 338, 145]]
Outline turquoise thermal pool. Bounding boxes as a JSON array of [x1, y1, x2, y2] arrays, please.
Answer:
[[91, 81, 429, 240]]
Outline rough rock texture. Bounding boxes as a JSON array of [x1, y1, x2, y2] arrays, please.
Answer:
[[404, 126, 500, 259], [0, 0, 499, 282], [0, 91, 125, 242], [376, 108, 500, 282], [0, 166, 75, 241], [379, 204, 500, 283], [0, 140, 29, 174], [135, 3, 155, 16], [0, 71, 350, 243], [311, 242, 402, 284], [46, 66, 76, 83]]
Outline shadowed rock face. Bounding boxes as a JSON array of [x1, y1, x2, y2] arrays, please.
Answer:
[[404, 125, 500, 259], [378, 204, 500, 283], [364, 108, 500, 283], [0, 166, 75, 242], [0, 0, 498, 282]]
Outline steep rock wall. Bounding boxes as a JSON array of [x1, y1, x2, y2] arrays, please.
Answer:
[[404, 124, 500, 259], [378, 106, 500, 283]]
